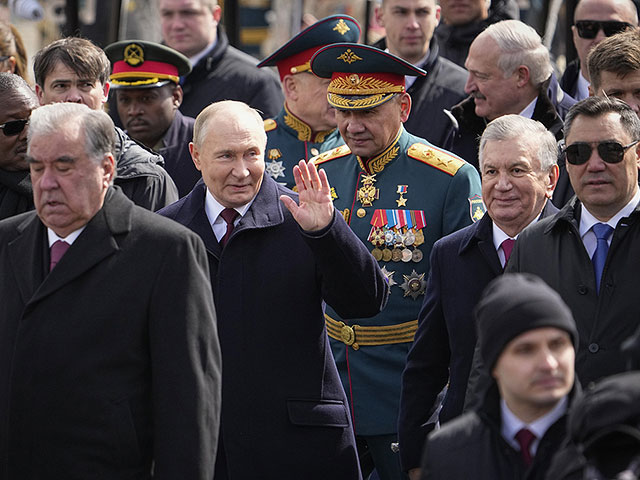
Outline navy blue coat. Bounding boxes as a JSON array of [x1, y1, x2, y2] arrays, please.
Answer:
[[158, 175, 388, 479], [398, 202, 558, 471], [157, 110, 201, 198]]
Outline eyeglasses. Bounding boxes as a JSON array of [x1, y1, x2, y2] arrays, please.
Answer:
[[575, 20, 632, 39], [564, 140, 639, 165], [0, 119, 29, 136]]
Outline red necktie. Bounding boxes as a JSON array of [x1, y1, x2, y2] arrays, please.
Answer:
[[501, 238, 515, 264], [49, 240, 70, 271], [220, 208, 239, 247], [515, 428, 536, 466]]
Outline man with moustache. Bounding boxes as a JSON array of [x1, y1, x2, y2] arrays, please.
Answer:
[[0, 73, 37, 219], [398, 115, 559, 479], [257, 15, 360, 188], [451, 19, 575, 169]]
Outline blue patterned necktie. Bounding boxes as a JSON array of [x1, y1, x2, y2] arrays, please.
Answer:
[[592, 223, 613, 293]]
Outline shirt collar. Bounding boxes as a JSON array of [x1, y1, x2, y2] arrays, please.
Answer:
[[579, 188, 640, 237], [491, 212, 540, 252], [47, 226, 85, 247], [188, 38, 217, 67], [203, 187, 253, 227], [576, 71, 590, 101], [501, 396, 569, 450], [519, 97, 538, 119]]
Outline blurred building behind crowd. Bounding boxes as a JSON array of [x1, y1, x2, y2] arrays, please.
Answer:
[[2, 0, 627, 79]]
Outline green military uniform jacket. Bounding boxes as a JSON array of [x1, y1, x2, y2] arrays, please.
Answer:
[[314, 127, 483, 435], [264, 105, 344, 189]]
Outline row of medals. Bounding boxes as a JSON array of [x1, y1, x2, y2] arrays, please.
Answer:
[[370, 226, 424, 263]]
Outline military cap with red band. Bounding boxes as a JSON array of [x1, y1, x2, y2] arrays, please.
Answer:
[[104, 40, 191, 89], [257, 15, 361, 81], [310, 43, 426, 110]]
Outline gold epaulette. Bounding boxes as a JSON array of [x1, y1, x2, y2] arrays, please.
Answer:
[[312, 144, 351, 165], [263, 118, 277, 132], [407, 143, 465, 176]]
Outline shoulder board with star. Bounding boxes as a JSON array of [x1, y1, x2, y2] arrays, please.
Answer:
[[264, 118, 277, 132], [407, 143, 466, 176], [312, 144, 352, 165]]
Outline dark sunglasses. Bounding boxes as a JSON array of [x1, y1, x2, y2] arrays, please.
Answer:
[[575, 20, 632, 39], [0, 119, 29, 136], [0, 55, 10, 62], [564, 140, 639, 165]]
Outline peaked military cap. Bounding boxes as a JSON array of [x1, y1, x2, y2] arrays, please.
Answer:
[[104, 40, 191, 89], [310, 43, 426, 110], [257, 15, 360, 81]]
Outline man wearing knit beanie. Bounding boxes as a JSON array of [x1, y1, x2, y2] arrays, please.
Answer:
[[420, 273, 579, 480]]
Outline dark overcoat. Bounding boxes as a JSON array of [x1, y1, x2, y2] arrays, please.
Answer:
[[507, 197, 640, 384], [0, 188, 221, 480], [399, 202, 558, 471], [159, 175, 388, 479]]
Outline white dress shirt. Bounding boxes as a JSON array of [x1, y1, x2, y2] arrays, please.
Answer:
[[204, 188, 253, 243]]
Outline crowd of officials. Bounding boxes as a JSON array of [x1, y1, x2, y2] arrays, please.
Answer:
[[2, 0, 640, 478]]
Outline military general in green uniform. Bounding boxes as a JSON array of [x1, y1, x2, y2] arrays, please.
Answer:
[[310, 43, 483, 480], [257, 15, 360, 188]]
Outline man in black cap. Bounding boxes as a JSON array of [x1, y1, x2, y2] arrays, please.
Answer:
[[310, 42, 481, 479], [105, 40, 201, 197], [422, 273, 579, 480], [257, 15, 360, 189]]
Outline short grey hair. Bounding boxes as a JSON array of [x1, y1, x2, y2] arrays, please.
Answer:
[[27, 102, 115, 164], [193, 100, 266, 148], [479, 114, 558, 172], [482, 20, 553, 86]]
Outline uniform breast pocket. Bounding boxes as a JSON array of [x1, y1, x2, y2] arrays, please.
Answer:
[[286, 398, 350, 428]]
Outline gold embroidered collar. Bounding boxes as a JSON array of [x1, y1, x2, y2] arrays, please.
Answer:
[[357, 128, 402, 175], [283, 104, 335, 143]]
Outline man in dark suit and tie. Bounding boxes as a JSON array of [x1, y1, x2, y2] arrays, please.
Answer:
[[398, 114, 559, 479], [159, 100, 389, 479], [0, 102, 221, 479]]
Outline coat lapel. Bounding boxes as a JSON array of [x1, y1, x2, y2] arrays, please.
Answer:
[[461, 213, 502, 275], [28, 188, 130, 304], [8, 213, 48, 305]]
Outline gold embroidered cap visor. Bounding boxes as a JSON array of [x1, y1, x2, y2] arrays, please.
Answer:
[[104, 40, 191, 89], [310, 43, 426, 111], [257, 15, 361, 82]]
